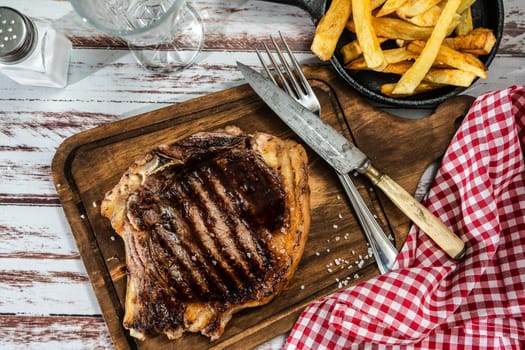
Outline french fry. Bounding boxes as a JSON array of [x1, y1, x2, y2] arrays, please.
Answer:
[[341, 40, 363, 64], [345, 47, 417, 69], [381, 81, 445, 97], [424, 68, 476, 86], [372, 0, 389, 9], [311, 0, 352, 61], [408, 40, 487, 78], [401, 4, 443, 27], [392, 0, 462, 95], [376, 0, 410, 17], [347, 16, 459, 41], [457, 0, 476, 13], [382, 61, 413, 74], [354, 61, 476, 87], [443, 27, 496, 55], [352, 0, 387, 70], [396, 0, 442, 18], [455, 6, 473, 35], [340, 37, 388, 64]]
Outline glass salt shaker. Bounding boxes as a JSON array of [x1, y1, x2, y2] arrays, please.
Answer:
[[0, 6, 72, 88]]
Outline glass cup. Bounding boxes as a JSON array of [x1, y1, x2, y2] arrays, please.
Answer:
[[70, 0, 204, 72]]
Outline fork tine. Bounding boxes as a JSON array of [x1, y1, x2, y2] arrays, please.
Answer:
[[256, 48, 278, 86], [270, 34, 304, 99], [278, 32, 315, 97], [262, 41, 295, 97]]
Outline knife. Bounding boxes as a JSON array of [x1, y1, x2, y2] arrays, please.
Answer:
[[237, 61, 466, 260]]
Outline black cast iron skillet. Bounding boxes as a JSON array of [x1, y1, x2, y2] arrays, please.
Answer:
[[264, 0, 504, 108]]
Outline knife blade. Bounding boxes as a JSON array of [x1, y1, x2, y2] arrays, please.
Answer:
[[237, 61, 466, 260]]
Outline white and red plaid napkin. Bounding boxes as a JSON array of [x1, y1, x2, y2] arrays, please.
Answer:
[[285, 86, 525, 349]]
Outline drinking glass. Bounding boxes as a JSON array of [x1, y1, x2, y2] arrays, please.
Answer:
[[70, 0, 204, 72]]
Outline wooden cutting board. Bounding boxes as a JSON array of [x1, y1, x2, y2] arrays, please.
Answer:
[[51, 66, 474, 350]]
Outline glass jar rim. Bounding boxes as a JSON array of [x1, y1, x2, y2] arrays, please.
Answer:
[[69, 0, 185, 38]]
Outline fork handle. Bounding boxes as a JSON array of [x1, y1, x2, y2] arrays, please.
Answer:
[[338, 173, 398, 274]]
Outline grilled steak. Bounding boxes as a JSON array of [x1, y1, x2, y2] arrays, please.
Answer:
[[101, 126, 310, 341]]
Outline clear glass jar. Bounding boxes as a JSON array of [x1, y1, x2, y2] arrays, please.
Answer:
[[0, 7, 72, 88]]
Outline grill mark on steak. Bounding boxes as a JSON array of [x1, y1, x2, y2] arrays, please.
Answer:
[[186, 174, 258, 284], [171, 179, 249, 293], [161, 204, 233, 299], [196, 166, 270, 276]]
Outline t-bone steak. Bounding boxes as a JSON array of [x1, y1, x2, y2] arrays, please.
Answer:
[[101, 126, 310, 341]]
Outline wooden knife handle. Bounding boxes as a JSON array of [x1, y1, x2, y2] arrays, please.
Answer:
[[362, 164, 466, 260]]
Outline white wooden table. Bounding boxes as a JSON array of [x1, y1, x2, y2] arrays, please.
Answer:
[[0, 1, 523, 349]]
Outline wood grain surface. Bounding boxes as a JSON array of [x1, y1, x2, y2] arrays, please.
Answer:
[[0, 0, 524, 349]]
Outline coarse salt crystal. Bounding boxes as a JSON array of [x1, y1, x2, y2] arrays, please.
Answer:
[[333, 224, 338, 229]]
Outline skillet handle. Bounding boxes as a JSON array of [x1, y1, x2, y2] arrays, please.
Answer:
[[261, 0, 326, 21]]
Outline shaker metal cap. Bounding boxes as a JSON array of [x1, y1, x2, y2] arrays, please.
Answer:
[[0, 7, 36, 64]]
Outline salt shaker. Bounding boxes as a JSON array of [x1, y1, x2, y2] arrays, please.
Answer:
[[0, 7, 72, 88]]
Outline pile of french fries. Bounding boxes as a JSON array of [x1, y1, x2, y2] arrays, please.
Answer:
[[311, 0, 497, 97]]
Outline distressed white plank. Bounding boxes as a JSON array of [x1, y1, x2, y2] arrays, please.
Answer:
[[0, 315, 112, 350], [0, 206, 79, 258], [0, 257, 100, 314], [0, 49, 318, 106]]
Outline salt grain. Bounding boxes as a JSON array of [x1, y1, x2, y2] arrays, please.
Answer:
[[92, 201, 97, 208], [315, 252, 320, 256], [300, 285, 305, 290], [338, 213, 343, 219], [333, 224, 338, 229]]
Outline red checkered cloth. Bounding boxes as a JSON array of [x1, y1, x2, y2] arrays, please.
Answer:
[[284, 86, 525, 350]]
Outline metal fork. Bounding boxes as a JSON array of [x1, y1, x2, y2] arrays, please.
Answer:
[[257, 33, 398, 274]]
